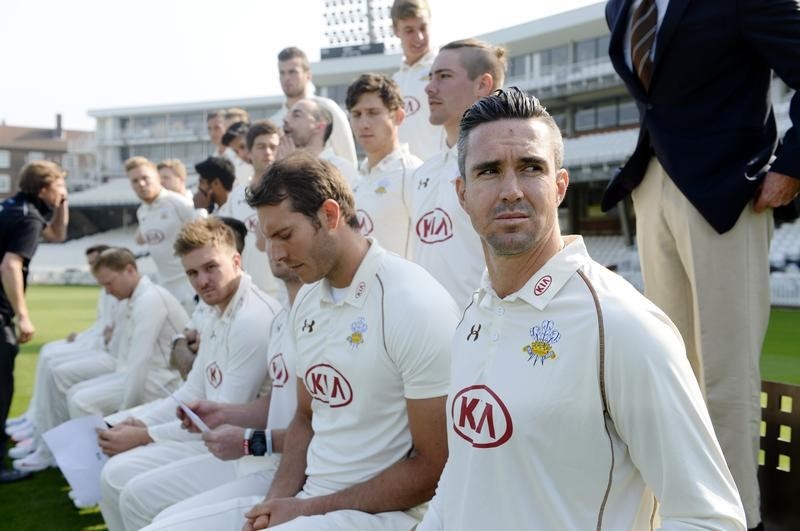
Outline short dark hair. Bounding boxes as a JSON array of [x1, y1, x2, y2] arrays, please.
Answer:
[[278, 47, 310, 71], [85, 244, 111, 256], [216, 217, 247, 254], [246, 120, 281, 151], [196, 157, 236, 191], [457, 87, 564, 179], [345, 73, 404, 112], [207, 110, 225, 122], [441, 38, 507, 90], [246, 151, 358, 230]]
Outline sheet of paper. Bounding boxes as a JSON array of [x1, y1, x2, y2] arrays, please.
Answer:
[[157, 382, 210, 432], [42, 415, 108, 506]]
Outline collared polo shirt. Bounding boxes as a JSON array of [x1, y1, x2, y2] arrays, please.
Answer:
[[354, 145, 422, 257], [408, 144, 484, 308], [288, 240, 459, 497], [393, 50, 445, 161], [420, 237, 744, 530]]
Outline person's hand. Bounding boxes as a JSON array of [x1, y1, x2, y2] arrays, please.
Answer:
[[17, 315, 35, 344], [66, 332, 77, 343], [193, 189, 211, 210], [170, 338, 196, 380], [753, 171, 800, 213], [184, 328, 200, 354], [117, 417, 146, 428], [96, 424, 151, 456], [179, 400, 227, 432], [201, 424, 246, 461], [275, 135, 296, 161], [243, 497, 312, 530]]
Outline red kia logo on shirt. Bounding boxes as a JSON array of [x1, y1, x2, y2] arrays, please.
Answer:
[[404, 96, 421, 116], [357, 209, 374, 236], [452, 385, 513, 448], [416, 208, 453, 244], [206, 361, 223, 388], [304, 364, 353, 407], [534, 275, 552, 296], [144, 229, 166, 244], [270, 353, 288, 387]]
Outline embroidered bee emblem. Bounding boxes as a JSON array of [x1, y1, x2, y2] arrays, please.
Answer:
[[522, 320, 560, 365], [346, 317, 368, 350]]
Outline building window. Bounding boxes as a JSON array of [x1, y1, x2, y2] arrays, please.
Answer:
[[618, 99, 639, 125], [574, 105, 597, 132], [26, 151, 45, 162], [168, 113, 204, 137], [508, 55, 526, 78], [324, 84, 349, 105], [0, 150, 8, 168], [540, 45, 569, 74], [596, 101, 617, 129], [0, 174, 10, 193]]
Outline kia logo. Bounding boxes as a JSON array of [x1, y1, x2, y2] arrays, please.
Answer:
[[534, 275, 552, 296], [357, 209, 374, 236], [304, 363, 353, 407], [270, 353, 288, 387], [416, 208, 453, 244], [404, 96, 421, 116], [451, 385, 513, 448], [144, 229, 166, 244]]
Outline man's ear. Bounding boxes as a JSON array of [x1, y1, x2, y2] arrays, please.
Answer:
[[319, 199, 341, 230], [476, 73, 494, 98], [555, 168, 569, 206], [393, 107, 406, 127], [455, 176, 467, 209]]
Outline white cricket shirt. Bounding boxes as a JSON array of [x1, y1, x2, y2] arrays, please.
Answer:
[[354, 145, 422, 258], [320, 147, 360, 189], [408, 143, 484, 308], [419, 237, 746, 531], [393, 50, 445, 161], [288, 240, 459, 497], [141, 273, 283, 442]]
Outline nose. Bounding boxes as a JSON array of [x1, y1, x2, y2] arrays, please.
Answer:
[[499, 172, 524, 203], [270, 241, 288, 262], [425, 78, 435, 96]]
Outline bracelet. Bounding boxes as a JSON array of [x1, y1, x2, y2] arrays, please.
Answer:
[[266, 429, 273, 456], [243, 428, 253, 456]]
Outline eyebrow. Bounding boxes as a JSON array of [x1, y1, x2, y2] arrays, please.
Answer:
[[470, 156, 548, 174], [431, 67, 454, 76]]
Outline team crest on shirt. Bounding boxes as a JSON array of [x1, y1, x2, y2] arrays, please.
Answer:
[[374, 177, 391, 194], [245, 214, 258, 233], [346, 317, 368, 349], [206, 361, 223, 388], [522, 320, 560, 365]]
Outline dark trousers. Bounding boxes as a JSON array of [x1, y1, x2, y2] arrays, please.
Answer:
[[0, 317, 19, 465]]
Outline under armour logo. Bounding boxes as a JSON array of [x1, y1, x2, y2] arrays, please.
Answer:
[[467, 324, 481, 342], [417, 178, 430, 189], [302, 319, 316, 333]]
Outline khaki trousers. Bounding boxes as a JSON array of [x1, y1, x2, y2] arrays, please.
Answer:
[[632, 159, 771, 528]]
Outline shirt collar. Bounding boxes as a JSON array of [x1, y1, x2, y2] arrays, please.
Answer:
[[478, 236, 589, 311], [398, 49, 437, 71], [358, 145, 409, 176], [319, 238, 384, 309], [130, 275, 153, 302]]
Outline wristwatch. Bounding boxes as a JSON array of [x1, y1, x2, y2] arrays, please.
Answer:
[[244, 429, 268, 456]]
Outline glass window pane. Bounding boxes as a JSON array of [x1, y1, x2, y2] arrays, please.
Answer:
[[597, 102, 617, 128], [618, 99, 640, 125], [0, 150, 9, 168], [575, 38, 596, 63], [574, 105, 596, 132]]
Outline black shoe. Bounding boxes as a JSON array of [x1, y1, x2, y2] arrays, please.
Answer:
[[0, 468, 32, 483], [747, 524, 764, 531]]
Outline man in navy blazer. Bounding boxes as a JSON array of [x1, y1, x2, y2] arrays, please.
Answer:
[[603, 1, 800, 529]]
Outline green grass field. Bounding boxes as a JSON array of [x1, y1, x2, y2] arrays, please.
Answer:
[[1, 285, 799, 530]]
